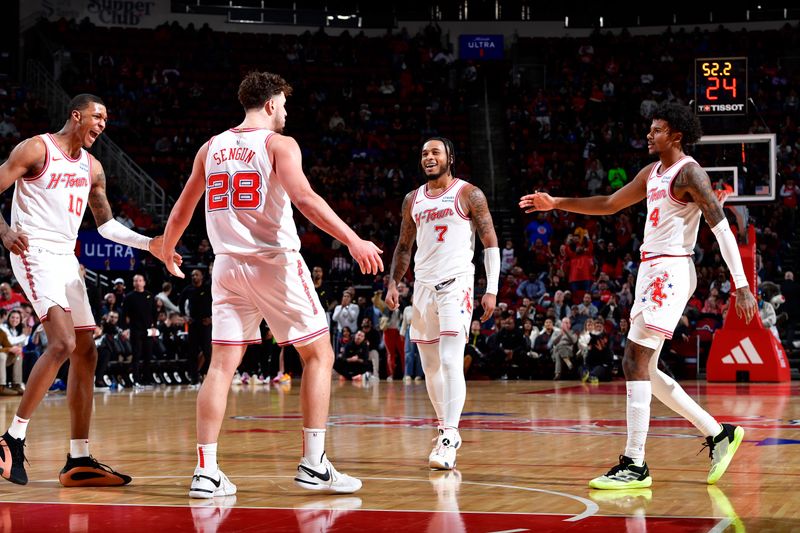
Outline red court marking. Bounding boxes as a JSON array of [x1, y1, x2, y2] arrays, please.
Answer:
[[526, 382, 798, 396], [0, 502, 721, 532]]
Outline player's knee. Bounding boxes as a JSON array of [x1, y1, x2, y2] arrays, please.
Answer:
[[48, 336, 77, 361]]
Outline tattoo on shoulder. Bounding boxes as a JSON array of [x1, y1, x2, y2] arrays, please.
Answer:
[[682, 163, 725, 226], [88, 163, 113, 225], [466, 186, 498, 245]]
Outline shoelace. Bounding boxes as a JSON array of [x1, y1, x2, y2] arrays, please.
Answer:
[[85, 456, 119, 474], [698, 437, 716, 459], [11, 439, 29, 467]]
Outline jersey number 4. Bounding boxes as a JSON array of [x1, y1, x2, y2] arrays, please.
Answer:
[[649, 208, 660, 227], [207, 171, 262, 210]]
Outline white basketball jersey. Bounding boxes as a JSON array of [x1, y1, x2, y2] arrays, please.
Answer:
[[204, 128, 300, 255], [641, 156, 702, 257], [412, 178, 475, 284], [11, 134, 92, 253]]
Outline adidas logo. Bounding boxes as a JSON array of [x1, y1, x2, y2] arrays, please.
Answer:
[[720, 337, 764, 365]]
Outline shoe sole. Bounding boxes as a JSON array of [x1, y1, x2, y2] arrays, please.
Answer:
[[588, 476, 653, 490], [189, 487, 237, 499], [707, 426, 744, 485], [293, 477, 361, 494]]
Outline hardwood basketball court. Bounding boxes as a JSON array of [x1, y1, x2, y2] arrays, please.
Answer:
[[1, 380, 798, 531]]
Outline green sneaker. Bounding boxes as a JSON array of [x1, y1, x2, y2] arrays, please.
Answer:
[[705, 424, 744, 485], [589, 455, 653, 490]]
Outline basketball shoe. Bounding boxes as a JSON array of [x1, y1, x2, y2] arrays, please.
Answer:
[[59, 454, 132, 487], [589, 455, 652, 490], [429, 427, 461, 470], [189, 468, 237, 499], [294, 452, 362, 494], [705, 423, 745, 485], [0, 432, 27, 485]]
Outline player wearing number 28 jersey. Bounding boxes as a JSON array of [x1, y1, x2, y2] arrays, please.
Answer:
[[162, 71, 383, 498]]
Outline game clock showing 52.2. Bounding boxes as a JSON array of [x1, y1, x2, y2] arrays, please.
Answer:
[[694, 57, 748, 116]]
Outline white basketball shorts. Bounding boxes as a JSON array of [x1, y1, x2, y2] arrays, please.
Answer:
[[409, 274, 474, 345], [211, 252, 328, 347], [10, 247, 95, 330], [629, 255, 696, 340]]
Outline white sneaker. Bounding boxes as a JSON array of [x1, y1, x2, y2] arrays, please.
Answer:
[[294, 453, 362, 494], [189, 468, 238, 499], [429, 427, 461, 470]]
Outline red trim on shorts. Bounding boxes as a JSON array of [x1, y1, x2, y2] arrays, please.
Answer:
[[24, 137, 50, 181], [296, 259, 319, 315], [640, 252, 691, 262], [278, 327, 328, 347], [423, 178, 460, 199], [47, 133, 82, 162], [645, 323, 674, 339], [211, 339, 262, 346], [74, 325, 97, 331], [411, 338, 440, 344], [454, 182, 470, 220], [439, 330, 461, 337], [21, 255, 39, 300]]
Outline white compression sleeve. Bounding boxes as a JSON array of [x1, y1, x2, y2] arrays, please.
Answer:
[[710, 219, 748, 289], [97, 219, 152, 251], [483, 247, 500, 295]]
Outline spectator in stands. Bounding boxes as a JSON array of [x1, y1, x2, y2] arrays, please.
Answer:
[[599, 293, 622, 326], [100, 292, 119, 317], [501, 239, 516, 275], [574, 292, 599, 329], [779, 177, 799, 208], [0, 326, 24, 395], [332, 291, 359, 355], [488, 313, 528, 379], [609, 317, 629, 358], [565, 234, 594, 296], [525, 212, 553, 248], [179, 269, 212, 383], [582, 326, 614, 383], [532, 317, 556, 372], [312, 266, 334, 316], [517, 271, 547, 301], [333, 330, 372, 381], [122, 274, 157, 386], [781, 271, 798, 347], [0, 282, 26, 312], [549, 317, 577, 380], [155, 282, 180, 314], [359, 317, 383, 379]]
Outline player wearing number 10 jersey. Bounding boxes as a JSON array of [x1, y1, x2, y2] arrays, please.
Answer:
[[162, 71, 383, 498]]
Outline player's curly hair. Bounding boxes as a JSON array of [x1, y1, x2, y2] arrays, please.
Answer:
[[238, 71, 293, 111], [652, 102, 703, 146]]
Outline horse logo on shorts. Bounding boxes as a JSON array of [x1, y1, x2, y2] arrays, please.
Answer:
[[647, 272, 670, 308], [462, 289, 472, 314]]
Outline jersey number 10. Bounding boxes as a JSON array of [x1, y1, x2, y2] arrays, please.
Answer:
[[207, 171, 262, 210]]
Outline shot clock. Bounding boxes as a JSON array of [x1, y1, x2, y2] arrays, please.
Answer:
[[694, 57, 748, 116]]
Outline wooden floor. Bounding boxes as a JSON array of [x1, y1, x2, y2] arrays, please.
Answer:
[[1, 379, 799, 532]]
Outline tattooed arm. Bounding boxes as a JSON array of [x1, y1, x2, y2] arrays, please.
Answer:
[[89, 156, 180, 267], [385, 191, 417, 310], [675, 163, 757, 323], [463, 184, 498, 321]]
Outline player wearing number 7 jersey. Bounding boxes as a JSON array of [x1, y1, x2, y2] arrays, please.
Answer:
[[519, 103, 758, 489], [385, 137, 499, 470], [161, 71, 383, 498], [0, 94, 178, 487]]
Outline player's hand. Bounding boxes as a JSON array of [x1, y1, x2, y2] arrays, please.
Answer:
[[733, 286, 757, 324], [519, 192, 556, 213], [1, 228, 29, 255], [149, 236, 184, 278], [480, 293, 496, 322], [385, 282, 400, 310], [348, 239, 383, 275]]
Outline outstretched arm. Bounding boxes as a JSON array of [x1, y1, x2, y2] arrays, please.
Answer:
[[675, 163, 757, 323], [385, 191, 416, 310], [88, 156, 180, 269], [519, 164, 650, 215], [271, 134, 382, 275], [464, 185, 498, 322], [162, 143, 210, 277]]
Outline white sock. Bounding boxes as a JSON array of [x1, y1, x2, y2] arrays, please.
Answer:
[[70, 439, 90, 458], [7, 416, 29, 440], [303, 428, 326, 466], [648, 350, 721, 437], [624, 380, 652, 465], [197, 442, 218, 473], [439, 334, 467, 428], [418, 343, 445, 423]]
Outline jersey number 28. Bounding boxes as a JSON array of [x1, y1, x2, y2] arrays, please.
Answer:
[[207, 171, 262, 210]]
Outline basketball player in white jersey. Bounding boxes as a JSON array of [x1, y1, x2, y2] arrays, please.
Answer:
[[161, 71, 383, 497], [0, 94, 177, 486], [386, 137, 499, 470], [520, 103, 757, 489]]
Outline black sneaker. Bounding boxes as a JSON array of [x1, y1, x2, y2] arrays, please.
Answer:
[[58, 454, 132, 487], [589, 455, 652, 489], [0, 431, 28, 485]]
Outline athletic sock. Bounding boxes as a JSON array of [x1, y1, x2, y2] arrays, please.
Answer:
[[7, 416, 29, 440], [303, 428, 326, 466], [197, 442, 218, 473], [439, 334, 467, 429], [70, 439, 90, 458], [624, 380, 652, 466]]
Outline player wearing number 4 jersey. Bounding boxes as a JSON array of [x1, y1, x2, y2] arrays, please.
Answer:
[[162, 71, 382, 498], [386, 137, 499, 470], [0, 94, 178, 487], [520, 103, 757, 489]]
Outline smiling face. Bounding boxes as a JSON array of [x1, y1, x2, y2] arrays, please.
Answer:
[[73, 102, 107, 148], [420, 139, 450, 180]]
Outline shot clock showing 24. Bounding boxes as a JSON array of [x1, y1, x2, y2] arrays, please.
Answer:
[[694, 57, 748, 116]]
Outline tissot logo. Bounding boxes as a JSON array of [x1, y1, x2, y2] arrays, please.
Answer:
[[698, 103, 745, 112]]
